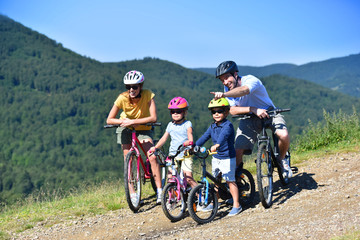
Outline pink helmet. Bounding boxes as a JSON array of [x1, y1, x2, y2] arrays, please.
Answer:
[[168, 97, 189, 110]]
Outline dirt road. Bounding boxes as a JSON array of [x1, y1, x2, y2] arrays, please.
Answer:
[[14, 151, 360, 240]]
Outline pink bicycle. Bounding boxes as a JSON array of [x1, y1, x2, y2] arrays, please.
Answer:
[[104, 123, 167, 212], [156, 144, 192, 222]]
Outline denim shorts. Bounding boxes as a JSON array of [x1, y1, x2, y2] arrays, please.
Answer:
[[116, 127, 154, 145], [235, 114, 287, 155]]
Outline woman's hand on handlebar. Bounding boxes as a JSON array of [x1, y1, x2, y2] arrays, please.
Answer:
[[120, 118, 135, 127]]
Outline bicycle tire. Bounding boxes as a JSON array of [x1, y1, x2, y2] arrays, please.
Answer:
[[257, 142, 273, 208], [124, 151, 142, 212], [187, 184, 218, 224], [161, 182, 186, 222], [237, 168, 255, 207]]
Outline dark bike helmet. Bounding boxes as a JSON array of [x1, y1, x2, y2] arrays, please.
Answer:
[[215, 61, 238, 78]]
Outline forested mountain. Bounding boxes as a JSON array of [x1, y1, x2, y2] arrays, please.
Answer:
[[1, 14, 360, 203], [196, 53, 360, 98]]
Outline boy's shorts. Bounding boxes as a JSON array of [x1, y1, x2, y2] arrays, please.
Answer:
[[116, 127, 153, 145], [235, 113, 287, 155], [175, 156, 193, 173], [211, 156, 236, 182]]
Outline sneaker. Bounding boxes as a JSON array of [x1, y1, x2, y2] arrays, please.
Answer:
[[156, 188, 162, 205], [228, 206, 242, 217], [282, 157, 293, 179], [199, 204, 214, 212], [156, 194, 162, 205]]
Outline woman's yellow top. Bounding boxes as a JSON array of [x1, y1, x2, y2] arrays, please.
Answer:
[[114, 89, 155, 131]]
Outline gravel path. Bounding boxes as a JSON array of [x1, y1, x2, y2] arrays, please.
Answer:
[[12, 151, 360, 240]]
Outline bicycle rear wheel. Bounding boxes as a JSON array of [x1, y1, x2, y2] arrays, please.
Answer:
[[187, 184, 218, 224], [124, 151, 142, 212], [161, 182, 186, 222], [257, 142, 273, 208], [237, 168, 255, 207]]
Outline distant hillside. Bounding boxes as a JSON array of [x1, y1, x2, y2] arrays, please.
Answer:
[[195, 54, 360, 98], [1, 14, 360, 203]]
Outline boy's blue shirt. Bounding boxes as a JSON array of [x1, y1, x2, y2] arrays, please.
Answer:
[[195, 119, 236, 159]]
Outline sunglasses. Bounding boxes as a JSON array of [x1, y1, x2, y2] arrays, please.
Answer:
[[170, 109, 184, 114], [211, 109, 225, 114], [125, 85, 139, 90]]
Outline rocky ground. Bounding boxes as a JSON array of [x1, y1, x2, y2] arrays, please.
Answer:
[[12, 151, 360, 240]]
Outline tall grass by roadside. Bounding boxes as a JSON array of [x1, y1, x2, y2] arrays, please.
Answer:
[[294, 107, 360, 152], [0, 179, 155, 238]]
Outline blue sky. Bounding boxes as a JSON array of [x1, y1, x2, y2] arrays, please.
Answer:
[[1, 0, 359, 68]]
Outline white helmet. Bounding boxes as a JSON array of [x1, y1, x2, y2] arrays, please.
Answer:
[[123, 70, 145, 85]]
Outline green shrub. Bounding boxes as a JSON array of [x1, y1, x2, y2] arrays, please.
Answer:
[[295, 107, 360, 152]]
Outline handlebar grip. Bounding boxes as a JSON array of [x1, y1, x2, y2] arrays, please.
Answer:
[[146, 122, 162, 126], [104, 124, 119, 128]]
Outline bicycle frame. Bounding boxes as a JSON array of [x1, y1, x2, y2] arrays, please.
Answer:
[[258, 122, 280, 174], [194, 149, 229, 205], [128, 129, 152, 179], [164, 145, 190, 201]]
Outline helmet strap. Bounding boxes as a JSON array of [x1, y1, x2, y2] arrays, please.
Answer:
[[172, 116, 185, 124], [233, 74, 241, 88]]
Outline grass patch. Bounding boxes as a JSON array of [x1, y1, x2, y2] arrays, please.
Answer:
[[0, 179, 135, 234], [0, 178, 159, 235], [332, 229, 360, 240]]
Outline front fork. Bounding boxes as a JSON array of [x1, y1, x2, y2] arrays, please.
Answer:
[[258, 133, 274, 175]]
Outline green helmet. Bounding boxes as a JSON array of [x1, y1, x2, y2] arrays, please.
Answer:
[[208, 98, 230, 109]]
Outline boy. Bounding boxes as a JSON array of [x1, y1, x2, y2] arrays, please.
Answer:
[[195, 98, 241, 216]]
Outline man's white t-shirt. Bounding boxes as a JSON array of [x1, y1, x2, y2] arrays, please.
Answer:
[[224, 75, 275, 110]]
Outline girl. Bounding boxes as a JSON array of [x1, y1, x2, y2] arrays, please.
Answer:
[[149, 97, 196, 189]]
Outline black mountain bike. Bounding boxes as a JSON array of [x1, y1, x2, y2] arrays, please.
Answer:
[[234, 108, 298, 208], [187, 147, 255, 224]]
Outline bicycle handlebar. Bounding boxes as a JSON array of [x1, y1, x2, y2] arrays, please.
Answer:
[[187, 146, 217, 159], [232, 108, 291, 119], [104, 122, 162, 129]]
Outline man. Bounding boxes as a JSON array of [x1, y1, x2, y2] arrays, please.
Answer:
[[211, 61, 292, 178]]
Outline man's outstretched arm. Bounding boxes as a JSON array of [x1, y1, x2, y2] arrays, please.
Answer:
[[210, 85, 250, 99]]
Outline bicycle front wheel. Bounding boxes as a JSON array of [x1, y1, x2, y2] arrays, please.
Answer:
[[237, 168, 255, 207], [257, 142, 273, 208], [124, 151, 142, 212], [187, 184, 218, 224], [161, 182, 186, 222]]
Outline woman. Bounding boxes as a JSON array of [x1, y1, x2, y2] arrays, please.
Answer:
[[107, 70, 162, 204]]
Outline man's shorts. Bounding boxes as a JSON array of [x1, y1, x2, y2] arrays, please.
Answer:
[[211, 156, 236, 182], [235, 114, 287, 155], [116, 127, 154, 145]]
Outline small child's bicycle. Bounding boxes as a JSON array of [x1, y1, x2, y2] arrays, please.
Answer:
[[187, 146, 255, 224], [104, 123, 167, 212], [157, 144, 191, 222]]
